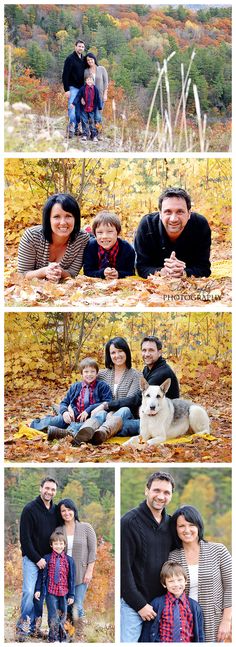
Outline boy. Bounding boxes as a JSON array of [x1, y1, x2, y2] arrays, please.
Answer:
[[35, 530, 75, 643], [83, 211, 135, 279], [140, 561, 205, 642], [72, 75, 102, 141], [30, 357, 112, 443]]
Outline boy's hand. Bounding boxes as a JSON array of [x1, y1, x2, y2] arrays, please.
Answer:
[[67, 598, 74, 606], [34, 591, 41, 600], [63, 411, 72, 424], [81, 97, 85, 105], [104, 267, 118, 279], [77, 411, 89, 422], [68, 405, 75, 421]]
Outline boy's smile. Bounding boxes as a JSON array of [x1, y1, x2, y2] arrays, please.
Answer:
[[82, 367, 98, 383], [52, 538, 66, 554], [95, 223, 118, 250], [165, 574, 186, 598]]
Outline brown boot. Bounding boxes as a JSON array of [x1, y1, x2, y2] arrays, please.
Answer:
[[92, 416, 123, 445], [47, 426, 73, 441], [72, 418, 100, 446]]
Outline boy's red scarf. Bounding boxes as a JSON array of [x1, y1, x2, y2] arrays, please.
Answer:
[[98, 240, 119, 270]]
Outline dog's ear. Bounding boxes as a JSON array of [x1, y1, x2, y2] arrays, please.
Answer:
[[140, 376, 149, 392], [160, 378, 171, 395]]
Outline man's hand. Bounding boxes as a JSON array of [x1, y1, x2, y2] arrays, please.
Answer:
[[77, 410, 89, 422], [104, 267, 118, 279], [34, 591, 41, 600], [161, 251, 186, 278], [91, 403, 106, 416], [138, 604, 157, 621], [36, 558, 46, 569], [65, 91, 70, 100]]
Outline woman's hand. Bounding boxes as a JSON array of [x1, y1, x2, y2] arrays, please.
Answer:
[[103, 90, 108, 102], [83, 565, 94, 584], [91, 404, 106, 416], [45, 263, 62, 283], [77, 411, 89, 422], [217, 613, 232, 642]]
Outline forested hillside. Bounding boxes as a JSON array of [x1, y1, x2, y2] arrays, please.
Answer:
[[4, 4, 231, 151]]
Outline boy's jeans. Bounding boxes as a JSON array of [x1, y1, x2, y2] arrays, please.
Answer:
[[16, 556, 43, 636], [120, 598, 143, 643], [80, 109, 97, 138], [30, 407, 134, 437], [46, 593, 67, 642]]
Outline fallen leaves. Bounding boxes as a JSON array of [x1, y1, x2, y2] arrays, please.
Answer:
[[4, 271, 232, 308]]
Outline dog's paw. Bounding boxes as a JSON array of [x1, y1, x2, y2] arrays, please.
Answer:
[[147, 437, 164, 446]]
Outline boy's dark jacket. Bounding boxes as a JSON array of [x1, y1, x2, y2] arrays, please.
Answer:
[[59, 380, 112, 419], [35, 553, 75, 600], [139, 594, 205, 642], [73, 84, 102, 114]]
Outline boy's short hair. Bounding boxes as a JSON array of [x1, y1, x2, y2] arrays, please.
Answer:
[[50, 530, 66, 546], [79, 357, 99, 373], [92, 210, 121, 235], [160, 561, 187, 585]]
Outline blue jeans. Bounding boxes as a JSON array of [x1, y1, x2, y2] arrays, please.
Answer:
[[46, 593, 67, 642], [30, 411, 107, 438], [117, 418, 140, 437], [80, 109, 97, 138], [120, 598, 143, 643], [68, 86, 79, 126], [16, 556, 43, 636], [74, 583, 88, 619]]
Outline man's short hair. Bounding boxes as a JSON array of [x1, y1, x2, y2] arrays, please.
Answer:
[[92, 210, 121, 235], [158, 187, 192, 211], [40, 476, 58, 487], [141, 336, 162, 351], [79, 357, 99, 373], [160, 561, 187, 585], [146, 471, 175, 491], [75, 39, 85, 46]]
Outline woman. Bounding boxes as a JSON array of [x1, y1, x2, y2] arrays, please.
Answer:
[[169, 505, 232, 642], [57, 498, 97, 622], [18, 193, 89, 281], [84, 53, 108, 128], [74, 337, 141, 445]]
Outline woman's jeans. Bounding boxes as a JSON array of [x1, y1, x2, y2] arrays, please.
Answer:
[[74, 583, 88, 619], [46, 593, 67, 642], [16, 556, 43, 636], [30, 407, 139, 438]]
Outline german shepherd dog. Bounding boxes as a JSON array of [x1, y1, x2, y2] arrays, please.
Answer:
[[125, 377, 209, 447]]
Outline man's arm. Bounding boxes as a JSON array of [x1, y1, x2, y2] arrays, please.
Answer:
[[121, 515, 151, 612], [185, 216, 211, 277], [134, 215, 162, 278], [20, 506, 43, 564]]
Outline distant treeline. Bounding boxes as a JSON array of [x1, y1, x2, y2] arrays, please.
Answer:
[[5, 4, 231, 115]]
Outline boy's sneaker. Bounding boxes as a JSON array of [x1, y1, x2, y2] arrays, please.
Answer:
[[81, 135, 87, 141], [93, 136, 98, 142]]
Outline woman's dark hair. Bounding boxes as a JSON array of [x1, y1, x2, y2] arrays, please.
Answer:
[[57, 498, 79, 523], [105, 337, 132, 369], [85, 52, 98, 67], [171, 505, 205, 548], [42, 193, 81, 243]]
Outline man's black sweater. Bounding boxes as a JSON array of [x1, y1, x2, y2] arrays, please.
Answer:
[[107, 357, 179, 417], [62, 52, 85, 92], [20, 496, 58, 564], [134, 211, 211, 278], [121, 501, 173, 611]]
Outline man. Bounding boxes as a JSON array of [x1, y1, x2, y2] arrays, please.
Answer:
[[62, 39, 86, 137], [16, 476, 59, 641], [121, 471, 175, 642], [134, 187, 211, 279]]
